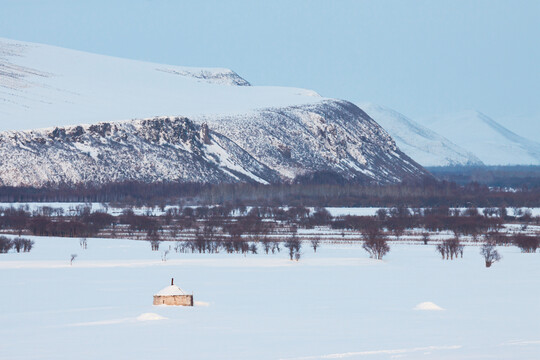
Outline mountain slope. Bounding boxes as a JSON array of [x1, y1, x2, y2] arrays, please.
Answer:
[[0, 38, 429, 186], [198, 100, 426, 183], [358, 103, 483, 167], [0, 101, 429, 187], [417, 111, 540, 165], [498, 115, 540, 142]]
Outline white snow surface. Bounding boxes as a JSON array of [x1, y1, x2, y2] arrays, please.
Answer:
[[0, 37, 322, 132], [359, 103, 483, 167], [1, 235, 539, 359], [417, 110, 540, 165], [136, 313, 167, 321]]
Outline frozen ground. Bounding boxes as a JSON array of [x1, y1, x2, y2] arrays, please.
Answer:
[[0, 236, 539, 359]]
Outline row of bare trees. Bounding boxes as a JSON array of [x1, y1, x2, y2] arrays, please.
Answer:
[[0, 236, 34, 253], [1, 203, 539, 265]]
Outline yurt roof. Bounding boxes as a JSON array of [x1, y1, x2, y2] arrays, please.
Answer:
[[155, 285, 187, 296]]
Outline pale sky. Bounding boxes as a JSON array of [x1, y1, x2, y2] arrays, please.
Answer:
[[1, 0, 538, 124]]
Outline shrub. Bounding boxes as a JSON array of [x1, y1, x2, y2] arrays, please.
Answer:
[[0, 236, 13, 253], [436, 238, 464, 260], [480, 243, 501, 267], [363, 237, 390, 260], [12, 238, 34, 253], [513, 235, 539, 253]]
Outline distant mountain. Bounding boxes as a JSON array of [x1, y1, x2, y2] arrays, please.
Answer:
[[0, 38, 429, 186], [358, 103, 483, 167], [417, 111, 540, 165], [498, 115, 540, 142]]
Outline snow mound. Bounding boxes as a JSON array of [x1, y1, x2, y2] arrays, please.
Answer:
[[195, 301, 210, 307], [136, 313, 167, 321], [414, 302, 445, 311]]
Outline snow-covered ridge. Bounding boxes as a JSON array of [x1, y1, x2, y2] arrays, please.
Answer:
[[0, 100, 428, 187], [359, 103, 484, 167], [0, 37, 249, 90], [0, 116, 278, 186], [155, 67, 250, 86]]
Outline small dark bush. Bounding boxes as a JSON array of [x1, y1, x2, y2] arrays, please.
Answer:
[[513, 235, 539, 253], [0, 236, 13, 253]]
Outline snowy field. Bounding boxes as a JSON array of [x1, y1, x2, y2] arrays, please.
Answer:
[[1, 236, 539, 360]]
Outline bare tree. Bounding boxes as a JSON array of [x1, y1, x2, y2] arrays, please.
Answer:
[[261, 237, 272, 254], [12, 238, 25, 253], [436, 243, 446, 260], [174, 241, 183, 253], [249, 243, 258, 254], [271, 240, 281, 254], [363, 236, 390, 260], [436, 238, 464, 260], [361, 227, 390, 260], [22, 239, 34, 252], [0, 236, 13, 253], [150, 240, 161, 251], [480, 243, 501, 268], [284, 235, 301, 261], [11, 238, 35, 253], [70, 254, 77, 266], [311, 237, 321, 253], [161, 249, 170, 262], [421, 232, 430, 245]]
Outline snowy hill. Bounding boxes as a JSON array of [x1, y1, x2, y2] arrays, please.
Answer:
[[0, 101, 428, 187], [358, 103, 483, 167], [0, 37, 320, 132], [0, 38, 428, 186], [417, 111, 540, 165]]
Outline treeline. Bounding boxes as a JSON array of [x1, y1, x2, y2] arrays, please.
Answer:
[[1, 178, 540, 207], [1, 203, 538, 246], [427, 165, 540, 188]]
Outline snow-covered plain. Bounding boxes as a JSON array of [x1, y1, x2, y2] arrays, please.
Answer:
[[1, 236, 539, 360]]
